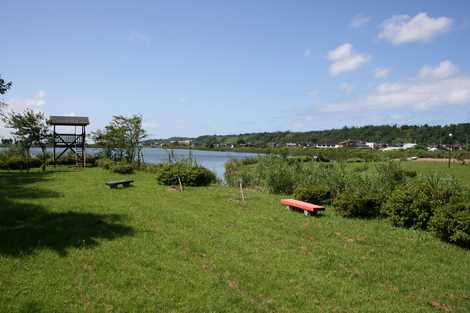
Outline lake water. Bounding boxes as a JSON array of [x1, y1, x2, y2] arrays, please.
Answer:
[[140, 148, 259, 178], [1, 147, 259, 178]]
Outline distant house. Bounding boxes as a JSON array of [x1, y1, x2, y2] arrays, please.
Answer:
[[315, 142, 338, 149], [337, 140, 370, 148], [403, 143, 417, 150], [286, 143, 298, 147], [381, 145, 403, 151]]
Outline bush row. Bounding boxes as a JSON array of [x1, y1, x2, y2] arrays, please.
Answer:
[[225, 156, 470, 247], [0, 151, 99, 170], [96, 158, 216, 186]]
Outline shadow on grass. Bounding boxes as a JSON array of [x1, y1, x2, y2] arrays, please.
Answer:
[[0, 170, 135, 257]]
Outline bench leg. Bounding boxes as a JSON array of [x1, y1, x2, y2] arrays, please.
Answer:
[[286, 206, 292, 211], [304, 210, 311, 216]]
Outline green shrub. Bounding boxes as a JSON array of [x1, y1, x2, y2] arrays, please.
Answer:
[[97, 158, 114, 170], [333, 172, 386, 218], [431, 202, 470, 247], [140, 163, 165, 173], [384, 183, 434, 229], [156, 163, 216, 186], [333, 189, 382, 218], [1, 155, 27, 170], [347, 157, 365, 163], [294, 185, 331, 204], [224, 159, 258, 187], [376, 162, 416, 192], [0, 154, 43, 170], [240, 157, 259, 165], [258, 157, 297, 194], [112, 162, 134, 174], [384, 175, 462, 229]]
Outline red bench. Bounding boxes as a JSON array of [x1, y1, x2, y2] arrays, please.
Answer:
[[281, 199, 325, 216]]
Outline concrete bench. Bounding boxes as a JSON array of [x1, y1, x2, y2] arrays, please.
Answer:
[[106, 179, 134, 189]]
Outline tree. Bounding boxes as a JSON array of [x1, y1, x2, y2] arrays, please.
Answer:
[[1, 109, 50, 171], [94, 115, 147, 166], [0, 75, 13, 110]]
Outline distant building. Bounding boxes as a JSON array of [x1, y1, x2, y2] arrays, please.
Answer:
[[337, 139, 370, 148], [403, 143, 417, 149], [315, 142, 338, 149], [286, 143, 298, 147]]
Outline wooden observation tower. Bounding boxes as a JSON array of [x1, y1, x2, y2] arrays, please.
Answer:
[[48, 116, 90, 167]]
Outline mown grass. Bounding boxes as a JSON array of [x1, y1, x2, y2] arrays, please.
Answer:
[[1, 165, 470, 312]]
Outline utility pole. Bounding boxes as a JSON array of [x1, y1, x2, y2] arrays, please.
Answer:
[[448, 133, 453, 168]]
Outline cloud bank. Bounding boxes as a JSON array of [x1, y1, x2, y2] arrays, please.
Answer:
[[320, 60, 470, 113]]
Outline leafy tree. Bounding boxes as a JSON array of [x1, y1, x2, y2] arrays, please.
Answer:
[[94, 115, 147, 166], [0, 75, 13, 110], [1, 109, 50, 171]]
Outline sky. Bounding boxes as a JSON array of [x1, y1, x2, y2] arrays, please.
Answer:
[[1, 0, 470, 138]]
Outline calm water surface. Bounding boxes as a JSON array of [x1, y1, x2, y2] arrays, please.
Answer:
[[2, 147, 259, 178]]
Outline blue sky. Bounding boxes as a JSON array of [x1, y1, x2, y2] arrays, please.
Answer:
[[1, 0, 470, 138]]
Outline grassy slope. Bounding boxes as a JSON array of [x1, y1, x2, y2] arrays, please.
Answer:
[[0, 165, 469, 313]]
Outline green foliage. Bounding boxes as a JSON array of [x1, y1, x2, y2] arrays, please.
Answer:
[[333, 174, 384, 218], [293, 185, 331, 204], [346, 157, 365, 163], [385, 175, 462, 229], [0, 110, 50, 170], [96, 158, 114, 170], [93, 115, 146, 165], [192, 123, 470, 147], [111, 162, 134, 174], [257, 156, 298, 194], [384, 182, 435, 229], [0, 154, 42, 170], [155, 162, 216, 186], [0, 74, 12, 95], [224, 159, 258, 188], [0, 148, 42, 170], [333, 190, 383, 218], [375, 161, 417, 194], [431, 202, 470, 247]]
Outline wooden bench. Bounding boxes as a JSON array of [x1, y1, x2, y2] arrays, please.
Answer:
[[281, 199, 325, 216], [106, 179, 134, 189]]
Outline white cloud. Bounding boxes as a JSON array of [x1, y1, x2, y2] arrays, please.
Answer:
[[327, 43, 369, 76], [304, 49, 311, 57], [418, 60, 459, 79], [378, 12, 452, 44], [0, 91, 47, 137], [339, 82, 353, 93], [374, 67, 390, 78], [4, 91, 46, 113], [320, 60, 470, 113], [351, 14, 371, 28]]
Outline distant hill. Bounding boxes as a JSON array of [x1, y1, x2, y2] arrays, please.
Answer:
[[144, 123, 470, 147]]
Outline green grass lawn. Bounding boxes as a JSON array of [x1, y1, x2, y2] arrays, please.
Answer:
[[1, 165, 470, 313]]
